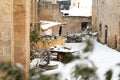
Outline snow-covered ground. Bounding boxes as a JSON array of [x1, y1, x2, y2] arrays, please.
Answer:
[[40, 39, 120, 80], [89, 40, 120, 80]]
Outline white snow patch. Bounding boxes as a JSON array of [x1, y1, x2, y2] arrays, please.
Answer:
[[31, 39, 120, 80]]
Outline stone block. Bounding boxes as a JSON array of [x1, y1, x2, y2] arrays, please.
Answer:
[[3, 31, 11, 39], [0, 26, 10, 32], [0, 14, 3, 22], [14, 46, 26, 53], [0, 14, 12, 23], [0, 48, 3, 55], [2, 14, 12, 23], [0, 32, 3, 39], [14, 40, 25, 47], [4, 40, 11, 47], [0, 23, 12, 28], [0, 40, 4, 47], [2, 4, 11, 14], [0, 56, 11, 62], [0, 39, 11, 47], [14, 52, 26, 68], [14, 32, 26, 40], [14, 25, 26, 32], [14, 18, 26, 25], [14, 0, 25, 5], [4, 0, 11, 4], [4, 47, 11, 55], [14, 5, 25, 15]]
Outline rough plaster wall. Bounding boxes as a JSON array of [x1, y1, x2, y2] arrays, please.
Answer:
[[0, 0, 30, 77], [0, 0, 13, 62], [92, 0, 98, 31], [13, 0, 30, 75], [61, 16, 91, 35], [38, 2, 53, 21], [92, 0, 120, 48]]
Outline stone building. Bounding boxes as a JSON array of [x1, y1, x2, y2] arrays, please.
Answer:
[[62, 16, 91, 34], [70, 0, 80, 8], [38, 1, 91, 35], [0, 0, 30, 76], [92, 0, 120, 49], [57, 0, 71, 10]]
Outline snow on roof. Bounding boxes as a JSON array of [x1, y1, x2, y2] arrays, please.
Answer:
[[68, 8, 92, 16]]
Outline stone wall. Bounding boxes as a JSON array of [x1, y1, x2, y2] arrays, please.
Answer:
[[92, 0, 120, 48], [0, 0, 14, 62], [38, 2, 62, 21], [92, 0, 98, 32], [0, 0, 30, 77], [58, 16, 91, 35], [13, 0, 30, 75]]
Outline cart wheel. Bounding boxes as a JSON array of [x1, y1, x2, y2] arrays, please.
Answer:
[[57, 53, 64, 61]]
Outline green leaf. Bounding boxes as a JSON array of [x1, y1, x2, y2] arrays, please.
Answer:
[[105, 70, 113, 80]]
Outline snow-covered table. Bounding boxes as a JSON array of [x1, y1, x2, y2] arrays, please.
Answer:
[[50, 45, 79, 61]]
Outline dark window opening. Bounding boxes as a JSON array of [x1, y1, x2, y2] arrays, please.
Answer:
[[64, 13, 69, 16], [99, 23, 102, 37], [81, 22, 88, 31], [59, 26, 62, 36], [115, 35, 117, 48]]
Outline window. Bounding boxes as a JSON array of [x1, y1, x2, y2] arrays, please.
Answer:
[[81, 22, 88, 31]]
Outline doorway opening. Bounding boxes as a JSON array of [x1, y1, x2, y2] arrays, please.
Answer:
[[81, 22, 88, 31], [104, 25, 108, 44]]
